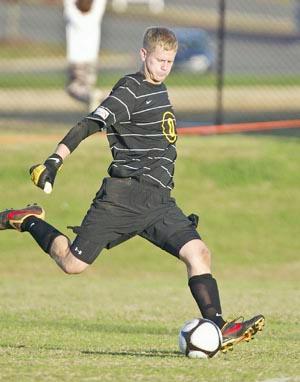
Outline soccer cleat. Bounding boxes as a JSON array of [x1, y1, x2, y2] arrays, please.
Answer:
[[0, 204, 45, 231], [221, 314, 265, 353]]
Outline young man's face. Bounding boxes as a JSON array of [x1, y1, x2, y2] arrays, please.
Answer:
[[140, 44, 177, 84]]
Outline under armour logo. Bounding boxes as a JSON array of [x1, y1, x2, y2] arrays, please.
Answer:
[[74, 246, 82, 255]]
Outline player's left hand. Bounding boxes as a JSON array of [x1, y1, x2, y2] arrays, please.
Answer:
[[30, 154, 63, 194]]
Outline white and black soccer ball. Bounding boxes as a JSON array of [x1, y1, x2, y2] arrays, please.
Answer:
[[178, 318, 222, 358]]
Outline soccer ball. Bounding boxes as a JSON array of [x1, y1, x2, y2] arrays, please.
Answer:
[[178, 318, 222, 358]]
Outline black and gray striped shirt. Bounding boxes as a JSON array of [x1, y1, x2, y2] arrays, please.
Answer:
[[87, 72, 177, 190]]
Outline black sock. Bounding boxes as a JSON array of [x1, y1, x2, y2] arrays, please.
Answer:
[[21, 216, 63, 254], [188, 274, 226, 328]]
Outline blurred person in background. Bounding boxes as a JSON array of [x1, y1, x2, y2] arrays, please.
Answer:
[[64, 0, 107, 111]]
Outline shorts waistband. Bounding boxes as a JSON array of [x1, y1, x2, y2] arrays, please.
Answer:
[[132, 176, 171, 195], [105, 176, 171, 199]]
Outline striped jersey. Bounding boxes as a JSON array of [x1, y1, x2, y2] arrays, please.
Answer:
[[87, 72, 178, 190]]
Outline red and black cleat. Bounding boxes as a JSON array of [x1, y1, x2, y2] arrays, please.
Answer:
[[221, 314, 265, 353], [0, 204, 45, 231]]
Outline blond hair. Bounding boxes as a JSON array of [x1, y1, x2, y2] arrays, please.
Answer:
[[143, 27, 178, 53]]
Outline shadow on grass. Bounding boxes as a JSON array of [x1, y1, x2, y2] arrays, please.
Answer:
[[0, 344, 182, 358], [5, 317, 177, 336], [81, 349, 182, 358]]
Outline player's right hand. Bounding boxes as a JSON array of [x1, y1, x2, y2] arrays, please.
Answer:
[[30, 154, 63, 194]]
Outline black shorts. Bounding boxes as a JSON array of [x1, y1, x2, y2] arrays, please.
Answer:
[[70, 177, 200, 264]]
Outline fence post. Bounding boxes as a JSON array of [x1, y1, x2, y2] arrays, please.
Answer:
[[215, 0, 226, 125]]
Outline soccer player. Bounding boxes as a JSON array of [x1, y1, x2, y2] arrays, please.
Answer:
[[0, 27, 264, 352], [64, 0, 107, 111]]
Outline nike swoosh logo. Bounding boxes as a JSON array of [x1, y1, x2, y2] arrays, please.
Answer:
[[146, 100, 152, 105], [48, 157, 61, 164]]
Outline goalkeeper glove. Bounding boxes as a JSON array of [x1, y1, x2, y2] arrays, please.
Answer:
[[30, 153, 63, 194]]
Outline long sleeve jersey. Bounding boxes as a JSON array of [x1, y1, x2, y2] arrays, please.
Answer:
[[61, 72, 178, 190]]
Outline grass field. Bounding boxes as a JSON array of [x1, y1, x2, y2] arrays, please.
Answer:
[[2, 72, 300, 89], [0, 129, 299, 382]]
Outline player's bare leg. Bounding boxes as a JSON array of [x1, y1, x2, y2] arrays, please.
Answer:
[[179, 238, 225, 328], [179, 239, 211, 277], [49, 235, 89, 274], [0, 204, 88, 274]]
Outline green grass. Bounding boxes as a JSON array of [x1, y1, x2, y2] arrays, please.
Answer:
[[0, 130, 299, 381], [2, 72, 300, 89], [0, 43, 64, 60], [1, 38, 300, 88]]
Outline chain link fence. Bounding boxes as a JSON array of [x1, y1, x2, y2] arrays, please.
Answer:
[[0, 0, 300, 128]]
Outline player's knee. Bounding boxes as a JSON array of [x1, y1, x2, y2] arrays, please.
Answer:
[[179, 239, 211, 267], [61, 253, 89, 274], [50, 237, 89, 274], [50, 235, 70, 258], [198, 242, 211, 264], [62, 261, 88, 275]]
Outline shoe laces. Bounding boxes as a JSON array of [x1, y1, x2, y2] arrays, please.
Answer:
[[222, 316, 244, 330]]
